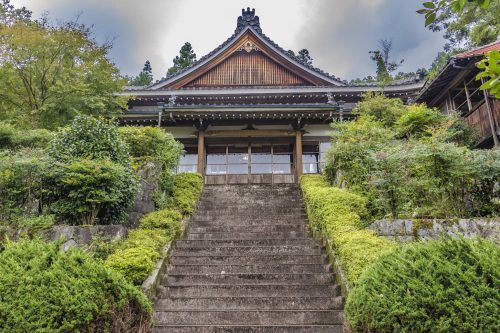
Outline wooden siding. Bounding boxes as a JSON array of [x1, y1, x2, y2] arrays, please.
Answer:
[[187, 51, 309, 87], [465, 99, 500, 143]]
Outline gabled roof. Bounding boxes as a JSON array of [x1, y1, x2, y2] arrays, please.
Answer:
[[454, 40, 500, 59], [145, 8, 346, 90]]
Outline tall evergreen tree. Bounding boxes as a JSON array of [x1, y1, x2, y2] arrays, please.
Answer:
[[129, 60, 153, 86], [167, 42, 197, 75], [297, 49, 313, 65], [369, 39, 404, 85]]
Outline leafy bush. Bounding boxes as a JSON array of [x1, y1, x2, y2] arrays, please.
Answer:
[[346, 237, 500, 333], [119, 126, 183, 208], [325, 93, 498, 219], [172, 173, 204, 215], [47, 158, 137, 225], [0, 239, 151, 333], [300, 174, 396, 284], [353, 92, 405, 126], [139, 208, 182, 232], [0, 123, 55, 150], [48, 115, 131, 166], [105, 229, 169, 285], [0, 150, 50, 220]]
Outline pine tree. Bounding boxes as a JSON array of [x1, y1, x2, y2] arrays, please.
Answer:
[[297, 49, 313, 65], [167, 42, 197, 75], [129, 60, 153, 86]]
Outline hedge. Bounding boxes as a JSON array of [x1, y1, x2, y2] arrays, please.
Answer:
[[346, 237, 500, 333], [105, 173, 203, 285], [0, 239, 151, 333], [300, 174, 396, 285]]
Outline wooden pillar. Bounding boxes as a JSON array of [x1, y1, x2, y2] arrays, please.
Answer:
[[197, 130, 205, 173], [481, 78, 499, 147], [295, 130, 303, 181], [464, 80, 473, 112]]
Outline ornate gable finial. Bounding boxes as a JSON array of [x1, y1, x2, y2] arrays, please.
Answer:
[[235, 8, 261, 34]]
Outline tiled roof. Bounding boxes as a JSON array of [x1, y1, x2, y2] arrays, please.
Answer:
[[454, 40, 500, 58]]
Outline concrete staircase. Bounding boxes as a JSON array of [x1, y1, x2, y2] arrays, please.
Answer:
[[153, 185, 344, 333]]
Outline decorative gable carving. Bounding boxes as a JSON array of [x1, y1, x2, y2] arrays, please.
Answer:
[[186, 50, 310, 87]]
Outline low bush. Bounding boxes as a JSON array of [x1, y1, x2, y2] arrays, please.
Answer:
[[0, 239, 151, 333], [172, 173, 204, 215], [300, 174, 396, 284], [139, 208, 183, 232], [105, 173, 204, 285], [346, 237, 500, 333]]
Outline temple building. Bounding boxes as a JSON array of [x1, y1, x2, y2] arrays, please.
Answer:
[[120, 8, 425, 184], [415, 41, 500, 148]]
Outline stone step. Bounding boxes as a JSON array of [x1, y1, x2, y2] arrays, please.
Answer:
[[173, 245, 321, 256], [159, 284, 341, 298], [187, 231, 306, 240], [155, 296, 344, 310], [167, 263, 330, 274], [188, 225, 305, 234], [169, 254, 328, 266], [153, 325, 342, 333], [175, 239, 315, 248], [154, 310, 343, 325], [190, 218, 308, 227], [163, 273, 334, 285]]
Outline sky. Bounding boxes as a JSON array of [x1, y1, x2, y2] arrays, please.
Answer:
[[12, 0, 445, 82]]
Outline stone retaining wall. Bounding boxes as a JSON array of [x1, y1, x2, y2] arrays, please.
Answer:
[[369, 218, 500, 244]]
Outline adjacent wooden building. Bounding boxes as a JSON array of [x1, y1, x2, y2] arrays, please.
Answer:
[[120, 8, 424, 184], [415, 41, 500, 148]]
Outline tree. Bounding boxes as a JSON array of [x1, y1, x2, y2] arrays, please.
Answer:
[[167, 42, 196, 75], [418, 0, 500, 51], [0, 14, 128, 129], [0, 0, 31, 25], [286, 48, 313, 65], [129, 60, 153, 86], [369, 39, 404, 85], [297, 49, 313, 65]]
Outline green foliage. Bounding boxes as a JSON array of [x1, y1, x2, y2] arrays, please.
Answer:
[[477, 50, 500, 98], [346, 237, 500, 333], [418, 0, 499, 50], [353, 92, 405, 126], [0, 13, 128, 129], [0, 123, 54, 149], [48, 158, 137, 225], [171, 173, 204, 215], [118, 126, 183, 208], [129, 60, 153, 86], [300, 175, 396, 284], [139, 208, 182, 232], [369, 39, 404, 85], [49, 115, 132, 166], [325, 94, 496, 219], [395, 103, 445, 138], [105, 173, 203, 285], [167, 42, 197, 75], [0, 149, 49, 220], [0, 239, 151, 333]]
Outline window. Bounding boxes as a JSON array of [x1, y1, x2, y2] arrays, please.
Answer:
[[177, 146, 197, 173], [302, 141, 331, 174]]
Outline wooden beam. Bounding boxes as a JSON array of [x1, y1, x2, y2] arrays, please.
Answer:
[[295, 130, 303, 180], [481, 78, 499, 147], [197, 130, 205, 173], [205, 129, 297, 138]]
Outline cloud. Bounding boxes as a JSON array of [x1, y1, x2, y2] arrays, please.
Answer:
[[11, 0, 444, 81], [293, 0, 445, 80]]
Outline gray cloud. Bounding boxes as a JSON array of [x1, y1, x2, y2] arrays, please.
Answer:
[[12, 0, 444, 81]]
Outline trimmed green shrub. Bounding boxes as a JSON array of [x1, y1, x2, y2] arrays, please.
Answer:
[[10, 128, 55, 149], [172, 173, 204, 215], [300, 174, 396, 284], [0, 239, 151, 333], [105, 229, 168, 285], [139, 208, 183, 233], [48, 158, 138, 225], [346, 237, 500, 333], [105, 173, 204, 285]]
